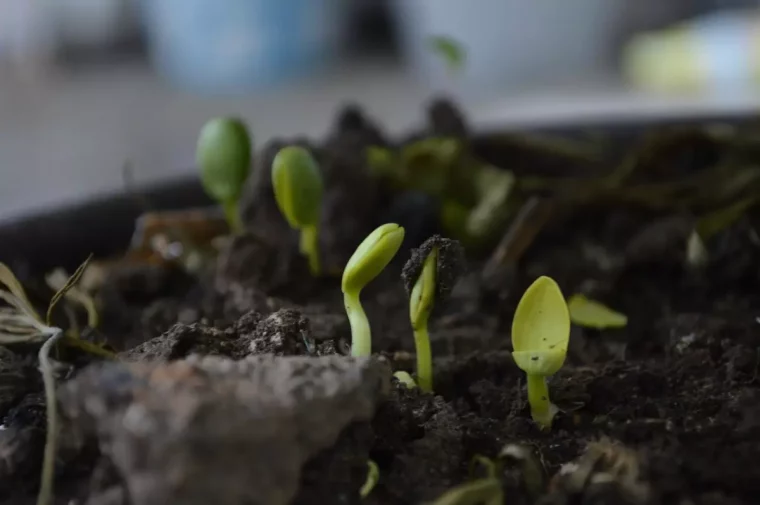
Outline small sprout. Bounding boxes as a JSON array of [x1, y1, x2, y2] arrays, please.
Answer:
[[342, 223, 405, 356], [393, 370, 418, 389], [196, 117, 252, 234], [402, 236, 466, 392], [567, 294, 627, 330], [425, 478, 502, 505], [428, 35, 467, 74], [499, 444, 546, 500], [511, 276, 570, 430], [271, 146, 324, 275], [686, 230, 709, 267], [467, 166, 515, 238], [360, 459, 380, 498]]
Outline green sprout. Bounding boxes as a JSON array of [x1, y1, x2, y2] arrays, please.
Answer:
[[427, 455, 503, 505], [271, 146, 324, 275], [428, 35, 467, 75], [393, 370, 417, 389], [360, 459, 380, 498], [511, 276, 570, 430], [401, 236, 466, 392], [196, 117, 252, 234], [342, 223, 405, 356], [567, 294, 627, 329]]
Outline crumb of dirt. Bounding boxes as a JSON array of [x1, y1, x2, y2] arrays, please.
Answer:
[[215, 232, 298, 294], [245, 308, 313, 356], [120, 321, 244, 362], [401, 235, 466, 308], [427, 97, 469, 139], [59, 355, 390, 505]]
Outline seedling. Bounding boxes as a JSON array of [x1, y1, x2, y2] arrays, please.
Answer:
[[428, 35, 467, 75], [511, 276, 570, 430], [196, 117, 252, 234], [393, 370, 417, 389], [342, 223, 405, 356], [427, 454, 503, 505], [360, 460, 380, 498], [271, 146, 324, 275], [401, 235, 466, 392]]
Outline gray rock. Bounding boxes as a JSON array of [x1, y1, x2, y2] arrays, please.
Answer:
[[60, 355, 390, 505]]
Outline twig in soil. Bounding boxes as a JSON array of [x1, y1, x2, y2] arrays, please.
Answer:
[[36, 328, 64, 505], [401, 236, 465, 392], [359, 460, 380, 499], [511, 276, 570, 430], [196, 117, 252, 234], [272, 146, 324, 276], [481, 196, 555, 282], [342, 223, 405, 356]]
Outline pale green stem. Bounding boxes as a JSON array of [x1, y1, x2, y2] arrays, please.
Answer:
[[223, 199, 243, 235], [299, 225, 321, 276], [37, 328, 63, 505], [413, 321, 433, 393], [345, 290, 371, 357], [526, 374, 556, 430]]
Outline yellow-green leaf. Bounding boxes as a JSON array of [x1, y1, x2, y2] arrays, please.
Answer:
[[196, 117, 252, 204], [511, 276, 569, 376], [567, 294, 627, 329], [0, 263, 42, 322], [393, 370, 417, 389], [342, 223, 405, 294], [428, 35, 466, 73], [272, 146, 323, 229], [426, 478, 502, 505], [360, 460, 380, 498]]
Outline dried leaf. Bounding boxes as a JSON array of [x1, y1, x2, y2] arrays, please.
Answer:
[[46, 255, 93, 326], [46, 268, 99, 328], [567, 294, 627, 329], [0, 263, 42, 322]]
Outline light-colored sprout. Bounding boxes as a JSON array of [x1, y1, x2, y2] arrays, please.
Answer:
[[428, 35, 467, 74], [567, 294, 627, 330], [271, 146, 324, 275], [393, 370, 418, 389], [342, 223, 405, 356], [360, 460, 380, 498], [402, 236, 465, 393], [409, 250, 436, 392], [196, 117, 252, 234], [511, 276, 570, 430]]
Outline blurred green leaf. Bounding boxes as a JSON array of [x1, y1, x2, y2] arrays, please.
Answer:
[[567, 294, 627, 330], [428, 35, 466, 73]]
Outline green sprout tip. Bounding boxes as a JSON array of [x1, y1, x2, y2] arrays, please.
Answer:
[[272, 146, 324, 276], [511, 276, 570, 430], [196, 117, 252, 234], [360, 460, 380, 498], [401, 236, 465, 392], [342, 223, 405, 356]]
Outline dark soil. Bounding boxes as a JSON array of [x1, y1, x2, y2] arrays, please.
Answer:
[[3, 100, 760, 505]]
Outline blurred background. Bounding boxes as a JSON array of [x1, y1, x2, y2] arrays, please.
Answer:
[[1, 0, 760, 220]]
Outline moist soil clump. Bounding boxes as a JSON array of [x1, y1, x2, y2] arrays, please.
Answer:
[[2, 101, 760, 505]]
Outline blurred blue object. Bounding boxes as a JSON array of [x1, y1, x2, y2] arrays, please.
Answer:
[[140, 0, 346, 92]]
